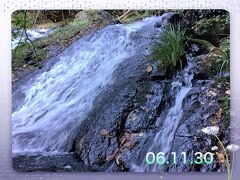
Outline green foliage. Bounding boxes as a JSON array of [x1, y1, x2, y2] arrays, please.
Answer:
[[152, 25, 186, 71], [12, 11, 33, 29], [222, 95, 230, 127], [69, 19, 89, 27], [215, 77, 230, 128], [219, 38, 230, 72], [193, 15, 230, 36], [204, 37, 230, 76], [51, 19, 89, 43], [12, 11, 32, 42]]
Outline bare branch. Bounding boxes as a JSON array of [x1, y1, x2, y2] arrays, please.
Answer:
[[22, 10, 37, 57], [117, 10, 131, 21]]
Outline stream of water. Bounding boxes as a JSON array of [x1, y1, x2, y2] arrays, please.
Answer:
[[12, 14, 172, 154], [12, 29, 54, 49], [132, 55, 194, 172]]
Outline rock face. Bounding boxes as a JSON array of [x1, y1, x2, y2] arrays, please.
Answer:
[[72, 43, 229, 172], [72, 24, 166, 171], [73, 59, 168, 171], [75, 10, 113, 23], [168, 80, 229, 172], [13, 153, 100, 172]]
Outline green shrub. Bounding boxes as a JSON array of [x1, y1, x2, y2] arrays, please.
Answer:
[[193, 15, 230, 36], [219, 38, 230, 72], [152, 24, 186, 71], [204, 37, 230, 75]]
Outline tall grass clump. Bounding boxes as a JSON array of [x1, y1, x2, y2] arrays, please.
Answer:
[[152, 24, 186, 72], [204, 37, 230, 76], [219, 37, 230, 73]]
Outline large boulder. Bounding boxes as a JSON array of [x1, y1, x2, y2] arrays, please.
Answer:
[[75, 10, 113, 23]]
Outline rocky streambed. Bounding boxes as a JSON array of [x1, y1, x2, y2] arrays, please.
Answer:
[[12, 11, 230, 172]]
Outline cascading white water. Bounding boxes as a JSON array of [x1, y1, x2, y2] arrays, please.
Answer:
[[132, 55, 194, 172], [12, 14, 173, 154], [12, 29, 54, 49]]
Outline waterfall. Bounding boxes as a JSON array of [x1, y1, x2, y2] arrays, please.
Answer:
[[12, 29, 54, 49], [12, 14, 173, 154], [132, 55, 194, 172]]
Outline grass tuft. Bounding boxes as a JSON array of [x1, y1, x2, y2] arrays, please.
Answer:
[[204, 37, 230, 76], [152, 24, 186, 72]]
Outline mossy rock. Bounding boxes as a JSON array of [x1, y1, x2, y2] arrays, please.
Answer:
[[75, 10, 113, 23]]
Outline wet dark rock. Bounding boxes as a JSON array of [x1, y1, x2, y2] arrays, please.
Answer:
[[189, 43, 206, 56], [27, 60, 37, 65], [169, 13, 182, 25], [72, 42, 229, 172], [154, 12, 174, 29], [150, 63, 168, 80], [12, 153, 100, 172], [109, 19, 122, 25], [154, 21, 162, 28], [150, 71, 168, 80], [75, 10, 113, 23], [192, 54, 209, 80], [168, 77, 229, 172], [71, 23, 164, 170]]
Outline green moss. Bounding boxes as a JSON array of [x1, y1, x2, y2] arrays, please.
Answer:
[[152, 24, 186, 72], [12, 19, 90, 71], [12, 43, 31, 70], [188, 37, 215, 51], [43, 19, 89, 44]]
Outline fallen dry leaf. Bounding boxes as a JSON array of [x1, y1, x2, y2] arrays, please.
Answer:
[[215, 108, 223, 120], [225, 90, 230, 96], [146, 65, 153, 73], [106, 153, 115, 162], [120, 137, 126, 146], [216, 152, 225, 163], [106, 150, 118, 162], [125, 141, 134, 150], [123, 132, 132, 140]]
